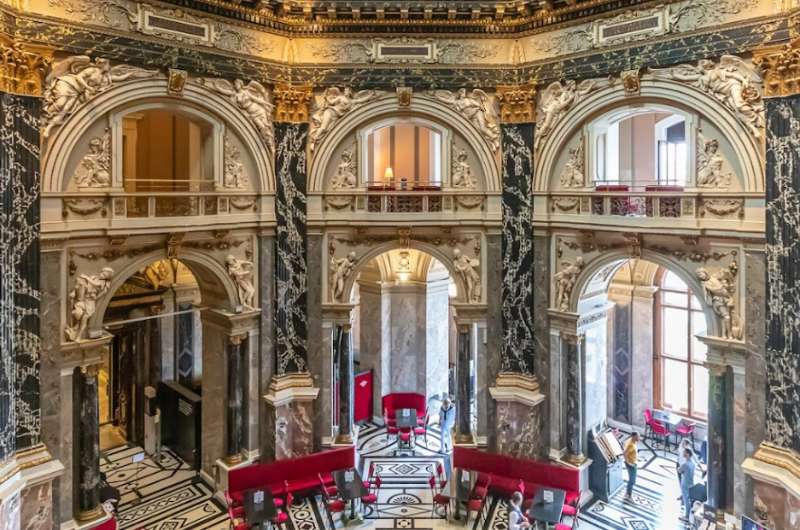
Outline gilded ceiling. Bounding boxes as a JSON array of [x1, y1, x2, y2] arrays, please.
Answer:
[[157, 0, 673, 34]]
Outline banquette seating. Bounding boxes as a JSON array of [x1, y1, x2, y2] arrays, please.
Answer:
[[227, 446, 355, 504], [381, 393, 426, 421], [453, 447, 581, 507]]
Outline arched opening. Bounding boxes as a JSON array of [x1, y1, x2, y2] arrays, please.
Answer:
[[577, 258, 710, 524]]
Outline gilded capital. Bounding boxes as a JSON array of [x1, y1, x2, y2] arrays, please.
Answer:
[[273, 84, 313, 123], [496, 84, 536, 124], [0, 35, 53, 97], [753, 38, 800, 97]]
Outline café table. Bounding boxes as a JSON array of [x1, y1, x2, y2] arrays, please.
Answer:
[[395, 408, 418, 429], [243, 488, 278, 529], [653, 409, 690, 449], [451, 468, 474, 522], [333, 468, 369, 524], [528, 487, 567, 529]]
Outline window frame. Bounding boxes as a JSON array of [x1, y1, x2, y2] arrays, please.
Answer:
[[653, 268, 708, 421]]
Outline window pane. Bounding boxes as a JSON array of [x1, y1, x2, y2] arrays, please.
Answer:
[[691, 311, 708, 362], [692, 365, 709, 418], [663, 359, 689, 413], [662, 307, 688, 359], [662, 291, 687, 307], [662, 270, 687, 291], [690, 294, 702, 310]]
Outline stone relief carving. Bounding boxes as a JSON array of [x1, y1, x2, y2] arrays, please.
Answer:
[[74, 128, 111, 188], [197, 78, 275, 152], [696, 133, 732, 188], [437, 41, 499, 63], [330, 145, 358, 189], [43, 56, 157, 138], [223, 135, 249, 189], [47, 0, 137, 31], [696, 261, 742, 340], [536, 80, 601, 151], [62, 198, 107, 218], [699, 198, 745, 218], [142, 261, 173, 290], [669, 0, 760, 33], [452, 247, 481, 303], [65, 267, 114, 342], [451, 145, 477, 189], [430, 89, 500, 152], [225, 254, 255, 309], [553, 257, 584, 311], [651, 55, 764, 138], [620, 69, 641, 96], [559, 139, 584, 188], [329, 251, 358, 302], [310, 87, 381, 153]]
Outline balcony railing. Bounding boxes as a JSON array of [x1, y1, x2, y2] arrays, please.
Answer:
[[547, 191, 750, 220], [323, 191, 486, 214], [59, 192, 258, 220]]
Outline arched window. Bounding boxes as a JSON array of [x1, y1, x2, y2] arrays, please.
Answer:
[[363, 119, 443, 189], [654, 270, 708, 420]]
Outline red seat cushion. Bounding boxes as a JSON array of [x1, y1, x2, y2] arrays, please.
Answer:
[[433, 493, 450, 504], [562, 504, 577, 516], [327, 500, 346, 512], [564, 491, 580, 506], [361, 493, 378, 503], [273, 511, 289, 524]]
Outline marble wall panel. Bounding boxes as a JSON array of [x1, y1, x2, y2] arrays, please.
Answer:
[[20, 482, 52, 530], [426, 281, 450, 402], [501, 124, 535, 375], [357, 283, 383, 420], [744, 249, 766, 512], [306, 234, 327, 449], [275, 123, 309, 376], [264, 400, 314, 460], [0, 493, 19, 530], [200, 323, 225, 475], [258, 235, 276, 458], [386, 285, 427, 394], [610, 299, 631, 423], [480, 233, 503, 440], [0, 94, 42, 457], [583, 321, 607, 434], [764, 95, 800, 453], [496, 400, 546, 460], [752, 478, 800, 530]]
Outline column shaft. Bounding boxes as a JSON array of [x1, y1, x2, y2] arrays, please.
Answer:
[[455, 325, 473, 443], [226, 335, 245, 463], [707, 365, 729, 511], [77, 366, 102, 520], [565, 333, 585, 463], [334, 324, 353, 444]]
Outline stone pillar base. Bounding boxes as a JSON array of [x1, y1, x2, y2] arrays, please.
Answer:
[[263, 373, 319, 461], [742, 444, 800, 530], [489, 372, 547, 459]]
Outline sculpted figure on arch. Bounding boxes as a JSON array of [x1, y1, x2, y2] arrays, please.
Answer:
[[553, 257, 584, 312], [310, 87, 379, 152], [330, 251, 357, 302], [225, 255, 255, 309], [452, 247, 481, 303], [696, 264, 742, 340], [65, 267, 115, 342]]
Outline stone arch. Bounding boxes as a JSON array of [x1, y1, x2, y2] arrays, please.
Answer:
[[309, 94, 501, 193], [341, 241, 468, 305], [535, 78, 763, 193], [42, 76, 275, 194], [88, 248, 241, 334], [570, 249, 718, 336]]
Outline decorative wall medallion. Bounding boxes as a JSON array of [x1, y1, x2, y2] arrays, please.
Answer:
[[229, 197, 257, 211], [65, 267, 115, 342], [551, 197, 580, 213], [197, 78, 274, 151], [223, 135, 248, 189], [696, 132, 732, 188], [559, 139, 584, 188], [620, 69, 641, 96], [699, 198, 745, 218], [430, 88, 500, 152], [43, 56, 158, 137], [62, 198, 107, 218], [455, 196, 484, 209], [325, 196, 354, 210], [310, 87, 381, 152], [167, 68, 188, 95], [651, 55, 764, 138], [330, 144, 357, 189], [74, 128, 111, 188], [397, 86, 413, 107]]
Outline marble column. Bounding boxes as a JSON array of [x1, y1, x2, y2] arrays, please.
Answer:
[[334, 324, 353, 444], [258, 232, 276, 458], [564, 332, 586, 464], [455, 323, 473, 444], [76, 365, 102, 521], [706, 362, 729, 511], [226, 334, 246, 464]]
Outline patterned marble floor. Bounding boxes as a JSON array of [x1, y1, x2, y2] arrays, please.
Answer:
[[101, 426, 696, 530]]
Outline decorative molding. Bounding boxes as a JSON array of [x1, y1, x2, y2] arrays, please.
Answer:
[[310, 87, 381, 152], [167, 68, 187, 95], [536, 79, 603, 150], [451, 144, 477, 189], [330, 144, 357, 190], [61, 198, 107, 218], [496, 85, 536, 123], [551, 197, 580, 213], [396, 86, 412, 107], [592, 6, 671, 47], [743, 444, 800, 500], [753, 38, 800, 97], [696, 131, 732, 188], [429, 88, 500, 152], [699, 198, 744, 218], [553, 257, 584, 311], [0, 35, 53, 96], [273, 85, 312, 124], [489, 372, 545, 407], [559, 138, 584, 188], [455, 195, 485, 210], [620, 69, 641, 96], [73, 128, 111, 188], [196, 78, 274, 151], [223, 135, 248, 189]]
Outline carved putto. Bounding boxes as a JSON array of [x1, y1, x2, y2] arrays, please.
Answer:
[[330, 251, 358, 302], [536, 80, 599, 150], [43, 56, 157, 138], [452, 247, 481, 303], [65, 267, 115, 342], [651, 55, 764, 138], [430, 89, 500, 152], [451, 146, 477, 189], [223, 136, 248, 189], [330, 146, 358, 189], [559, 139, 584, 188], [225, 254, 255, 309], [199, 78, 274, 151], [310, 87, 380, 153], [142, 261, 172, 290], [696, 261, 742, 340], [553, 257, 584, 311], [696, 133, 731, 188], [74, 128, 111, 188]]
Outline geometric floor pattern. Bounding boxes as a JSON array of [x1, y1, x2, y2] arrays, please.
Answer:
[[101, 427, 695, 530]]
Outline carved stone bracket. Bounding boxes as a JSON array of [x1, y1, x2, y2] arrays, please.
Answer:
[[754, 38, 800, 97], [496, 85, 536, 124], [273, 84, 313, 124]]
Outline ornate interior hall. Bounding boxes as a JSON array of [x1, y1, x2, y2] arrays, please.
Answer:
[[0, 1, 798, 530]]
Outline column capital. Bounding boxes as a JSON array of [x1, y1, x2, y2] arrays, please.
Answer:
[[228, 333, 248, 346], [697, 334, 748, 375], [548, 308, 579, 337], [200, 307, 260, 336], [321, 302, 355, 324], [264, 372, 319, 407], [753, 37, 800, 97], [0, 35, 54, 96], [451, 302, 488, 324], [273, 84, 313, 123], [496, 84, 537, 124]]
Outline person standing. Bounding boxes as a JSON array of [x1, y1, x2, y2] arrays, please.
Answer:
[[623, 432, 640, 502], [508, 491, 531, 530], [439, 397, 455, 453], [678, 447, 697, 522]]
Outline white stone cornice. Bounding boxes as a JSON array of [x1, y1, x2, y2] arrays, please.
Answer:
[[489, 372, 546, 408], [697, 334, 748, 374], [743, 445, 800, 501]]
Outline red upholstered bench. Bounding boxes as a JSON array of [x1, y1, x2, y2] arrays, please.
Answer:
[[382, 393, 426, 423]]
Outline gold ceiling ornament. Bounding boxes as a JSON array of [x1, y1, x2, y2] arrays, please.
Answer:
[[396, 86, 412, 107], [167, 68, 188, 95], [496, 84, 536, 124], [0, 34, 54, 97], [620, 69, 641, 96], [273, 84, 312, 123], [753, 38, 800, 97]]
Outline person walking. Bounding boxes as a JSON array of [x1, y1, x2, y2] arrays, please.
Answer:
[[508, 491, 531, 530], [676, 439, 703, 499], [623, 432, 640, 502], [439, 397, 455, 453], [678, 447, 697, 522]]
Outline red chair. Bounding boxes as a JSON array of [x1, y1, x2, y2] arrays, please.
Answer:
[[675, 421, 696, 445], [429, 474, 450, 518], [271, 491, 293, 530], [435, 462, 446, 483], [414, 415, 428, 445], [361, 476, 380, 516], [472, 474, 491, 499], [227, 505, 248, 529], [398, 428, 413, 447], [555, 524, 575, 530], [562, 503, 579, 517], [321, 481, 346, 530], [466, 497, 485, 526], [319, 473, 339, 497]]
